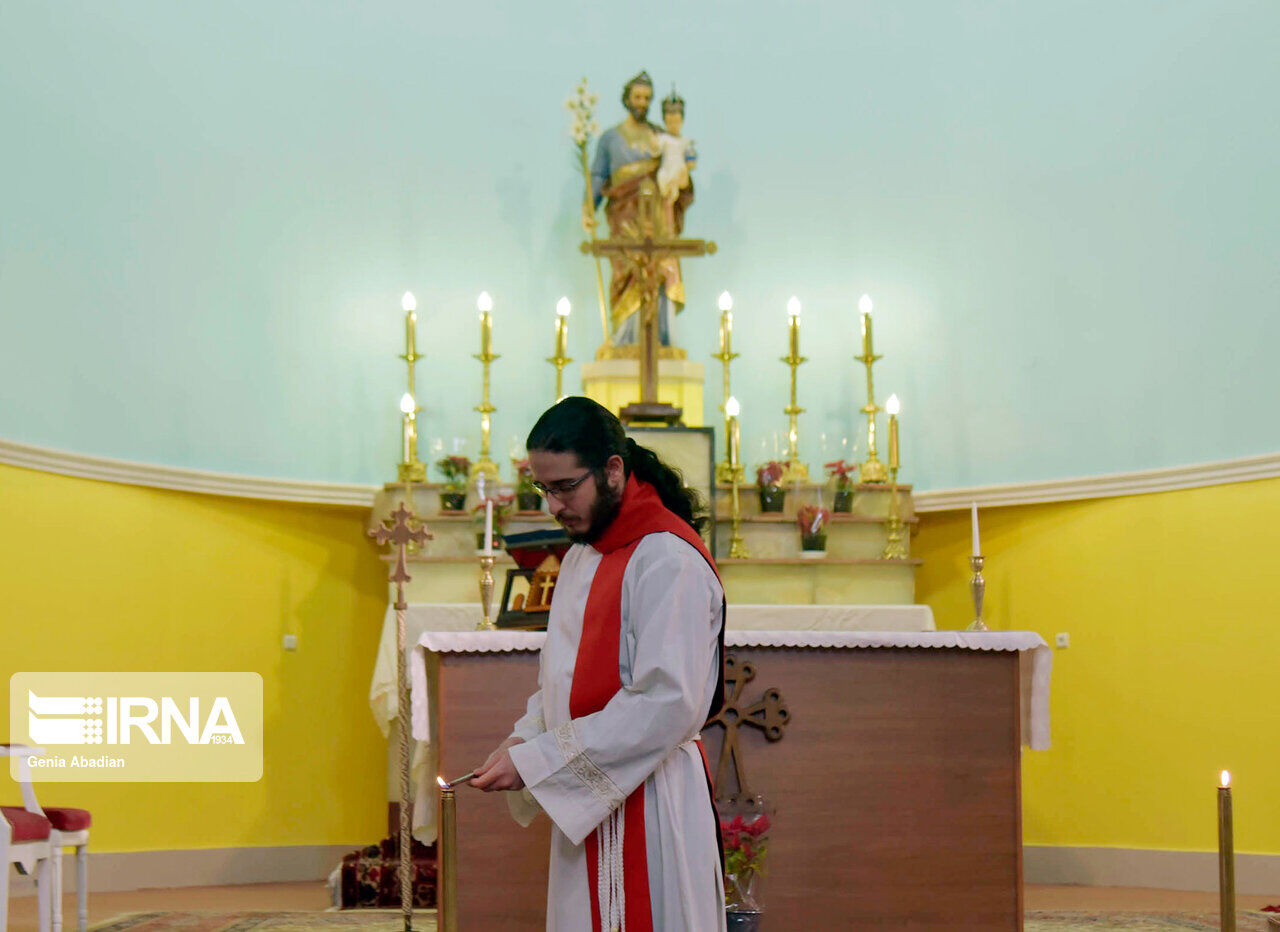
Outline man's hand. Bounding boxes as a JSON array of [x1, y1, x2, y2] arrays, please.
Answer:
[[470, 737, 525, 792]]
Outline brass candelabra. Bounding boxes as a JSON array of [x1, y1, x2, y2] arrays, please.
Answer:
[[855, 299, 888, 483], [477, 553, 496, 630], [728, 463, 749, 559], [966, 555, 989, 631], [548, 298, 573, 401], [713, 296, 739, 484]]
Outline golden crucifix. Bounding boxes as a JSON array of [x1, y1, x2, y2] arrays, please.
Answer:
[[368, 502, 432, 930], [705, 654, 790, 805], [581, 178, 716, 425]]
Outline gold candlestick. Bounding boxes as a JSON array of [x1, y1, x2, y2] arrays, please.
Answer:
[[547, 297, 573, 402], [1219, 770, 1235, 932], [471, 292, 500, 483], [477, 553, 496, 630], [966, 555, 988, 631], [856, 295, 888, 483], [713, 292, 739, 484], [781, 297, 809, 482], [725, 397, 749, 559], [397, 293, 428, 483], [883, 467, 908, 560], [436, 777, 458, 932]]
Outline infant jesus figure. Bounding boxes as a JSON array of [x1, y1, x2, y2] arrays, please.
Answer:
[[656, 87, 697, 228]]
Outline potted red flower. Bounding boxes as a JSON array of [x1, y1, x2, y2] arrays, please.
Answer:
[[435, 456, 471, 511], [512, 459, 541, 512], [797, 504, 830, 554], [755, 461, 786, 513], [823, 459, 858, 512], [721, 810, 771, 930]]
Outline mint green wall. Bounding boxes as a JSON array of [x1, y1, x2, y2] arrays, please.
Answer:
[[3, 2, 1276, 490]]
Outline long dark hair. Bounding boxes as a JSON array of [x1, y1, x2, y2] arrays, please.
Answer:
[[526, 396, 706, 533]]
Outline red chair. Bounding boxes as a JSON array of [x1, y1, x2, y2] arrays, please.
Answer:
[[2, 746, 54, 932]]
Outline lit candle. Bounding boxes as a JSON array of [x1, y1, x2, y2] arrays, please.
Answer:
[[719, 291, 733, 356], [971, 502, 981, 557], [436, 776, 458, 932], [886, 393, 900, 471], [787, 296, 801, 358], [858, 293, 874, 358], [1218, 770, 1235, 932], [483, 498, 494, 556], [726, 396, 741, 467], [478, 291, 493, 357], [400, 392, 415, 463], [403, 292, 417, 356], [555, 297, 570, 357]]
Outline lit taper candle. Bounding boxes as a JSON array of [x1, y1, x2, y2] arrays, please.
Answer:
[[719, 291, 733, 357], [555, 296, 570, 357], [787, 296, 801, 358], [478, 291, 493, 357], [886, 393, 900, 470], [403, 291, 418, 357], [726, 395, 741, 467], [400, 392, 416, 463], [1218, 770, 1235, 932], [859, 293, 874, 358]]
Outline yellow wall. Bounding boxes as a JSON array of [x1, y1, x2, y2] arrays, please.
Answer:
[[914, 477, 1280, 855], [0, 463, 389, 852]]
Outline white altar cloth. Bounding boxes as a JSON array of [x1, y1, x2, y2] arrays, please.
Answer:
[[369, 603, 935, 731]]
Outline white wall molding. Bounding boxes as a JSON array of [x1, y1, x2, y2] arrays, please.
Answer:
[[4, 437, 1278, 512], [1025, 844, 1280, 895], [913, 452, 1280, 512], [0, 438, 378, 507]]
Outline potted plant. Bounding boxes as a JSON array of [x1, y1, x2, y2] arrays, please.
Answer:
[[435, 455, 471, 511], [755, 461, 786, 513], [513, 459, 541, 512], [721, 810, 771, 931], [472, 494, 514, 551], [824, 460, 859, 512], [797, 504, 830, 554]]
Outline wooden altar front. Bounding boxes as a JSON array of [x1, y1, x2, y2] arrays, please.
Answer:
[[409, 630, 1050, 930]]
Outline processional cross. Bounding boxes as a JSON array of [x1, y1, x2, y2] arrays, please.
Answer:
[[705, 654, 790, 805], [368, 501, 432, 931], [581, 179, 716, 425]]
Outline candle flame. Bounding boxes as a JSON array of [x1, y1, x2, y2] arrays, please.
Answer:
[[718, 291, 733, 311], [436, 775, 449, 789], [400, 393, 415, 414], [1221, 770, 1231, 788], [787, 296, 801, 318], [402, 291, 417, 312], [556, 297, 571, 317], [726, 395, 740, 417], [858, 294, 873, 315], [477, 291, 493, 313], [886, 393, 901, 416]]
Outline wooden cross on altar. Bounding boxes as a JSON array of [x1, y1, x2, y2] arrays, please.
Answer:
[[705, 654, 790, 805], [369, 502, 432, 610], [581, 179, 716, 424]]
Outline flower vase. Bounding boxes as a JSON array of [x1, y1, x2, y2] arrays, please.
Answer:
[[757, 485, 785, 513], [516, 491, 541, 512], [440, 491, 467, 512], [832, 488, 854, 513], [800, 532, 827, 555]]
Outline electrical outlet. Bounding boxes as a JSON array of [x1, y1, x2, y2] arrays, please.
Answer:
[[1055, 632, 1070, 649], [283, 634, 298, 651]]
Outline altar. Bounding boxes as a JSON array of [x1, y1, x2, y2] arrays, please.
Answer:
[[399, 628, 1050, 929]]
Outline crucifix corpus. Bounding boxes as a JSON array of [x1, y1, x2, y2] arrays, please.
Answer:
[[368, 501, 432, 931], [581, 178, 715, 425]]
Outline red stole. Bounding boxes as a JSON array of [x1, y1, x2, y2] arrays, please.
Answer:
[[569, 475, 723, 932]]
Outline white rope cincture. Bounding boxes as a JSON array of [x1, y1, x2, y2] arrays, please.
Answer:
[[595, 806, 626, 932]]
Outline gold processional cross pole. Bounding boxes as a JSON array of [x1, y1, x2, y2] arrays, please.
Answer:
[[369, 502, 432, 932], [581, 179, 715, 425]]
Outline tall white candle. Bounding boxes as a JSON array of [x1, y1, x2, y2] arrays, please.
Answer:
[[971, 502, 981, 557], [483, 498, 494, 556]]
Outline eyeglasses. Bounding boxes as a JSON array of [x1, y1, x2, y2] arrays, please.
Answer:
[[530, 471, 593, 501]]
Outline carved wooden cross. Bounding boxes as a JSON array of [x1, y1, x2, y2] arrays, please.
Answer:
[[369, 502, 432, 610], [705, 654, 790, 805], [581, 180, 716, 423]]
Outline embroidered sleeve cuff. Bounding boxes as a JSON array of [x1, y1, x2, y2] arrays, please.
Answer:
[[508, 721, 626, 846]]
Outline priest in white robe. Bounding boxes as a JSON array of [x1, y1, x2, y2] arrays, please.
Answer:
[[472, 397, 727, 932]]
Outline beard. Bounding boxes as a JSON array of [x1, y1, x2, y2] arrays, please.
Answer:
[[627, 99, 650, 123], [565, 474, 624, 544]]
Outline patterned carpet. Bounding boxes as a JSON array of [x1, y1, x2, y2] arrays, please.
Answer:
[[90, 912, 436, 931], [87, 909, 1277, 931], [1026, 911, 1277, 930]]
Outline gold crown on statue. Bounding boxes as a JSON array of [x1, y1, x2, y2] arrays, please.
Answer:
[[662, 85, 685, 116]]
